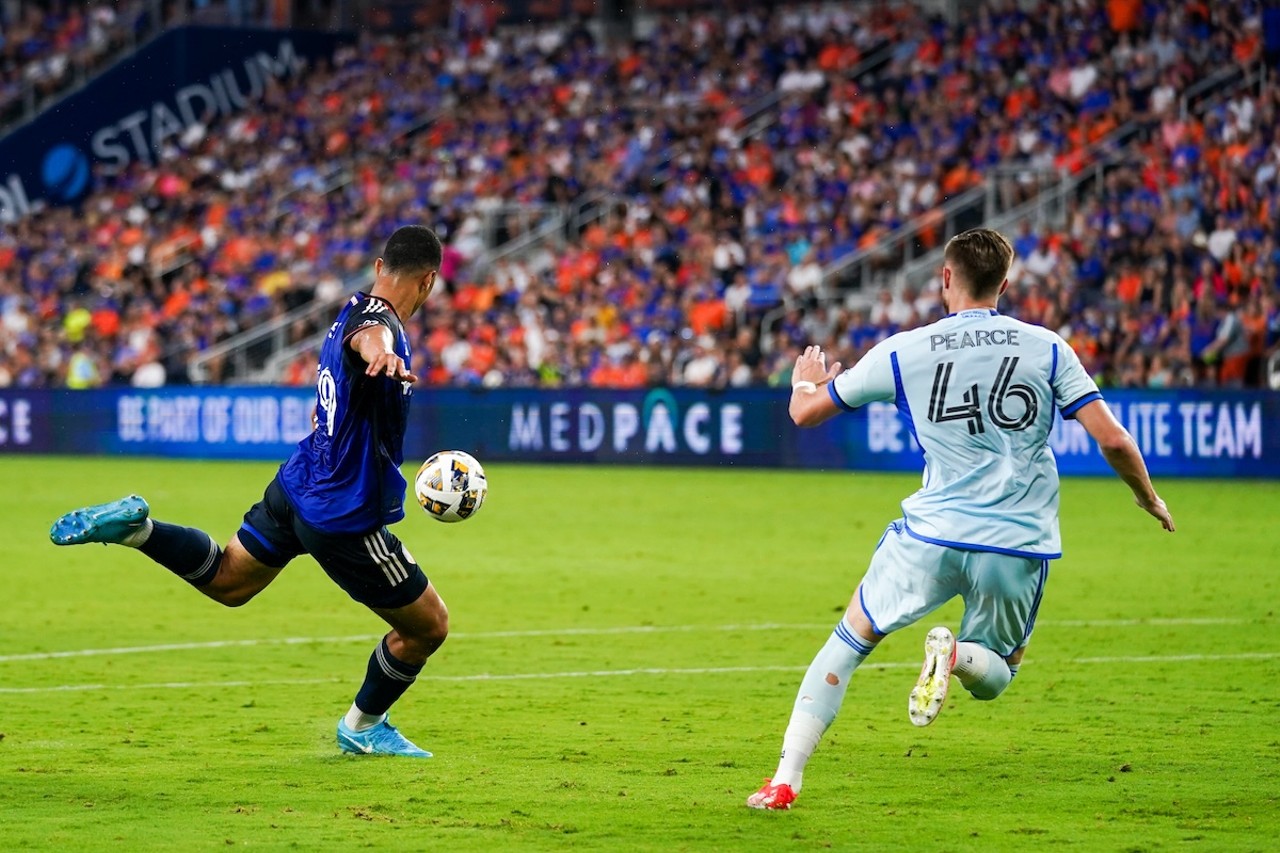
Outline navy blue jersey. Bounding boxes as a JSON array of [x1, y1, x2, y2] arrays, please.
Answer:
[[277, 292, 412, 534]]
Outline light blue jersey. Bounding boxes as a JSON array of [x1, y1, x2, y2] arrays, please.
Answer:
[[830, 309, 1101, 559]]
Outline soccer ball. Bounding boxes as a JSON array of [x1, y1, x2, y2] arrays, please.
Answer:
[[414, 450, 487, 523]]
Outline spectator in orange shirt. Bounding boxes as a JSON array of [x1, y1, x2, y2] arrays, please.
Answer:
[[1106, 0, 1142, 33], [1115, 265, 1143, 304], [687, 286, 727, 336]]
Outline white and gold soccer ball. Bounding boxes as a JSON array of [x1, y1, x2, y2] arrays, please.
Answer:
[[414, 450, 487, 523]]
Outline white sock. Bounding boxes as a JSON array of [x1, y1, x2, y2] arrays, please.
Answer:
[[952, 641, 1012, 700], [772, 621, 878, 792], [343, 703, 387, 732], [120, 518, 154, 548]]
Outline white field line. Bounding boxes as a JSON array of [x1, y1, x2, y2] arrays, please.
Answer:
[[0, 618, 1254, 665], [1, 652, 1279, 695]]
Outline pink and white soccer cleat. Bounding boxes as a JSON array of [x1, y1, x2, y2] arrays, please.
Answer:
[[746, 778, 797, 810], [908, 626, 957, 727]]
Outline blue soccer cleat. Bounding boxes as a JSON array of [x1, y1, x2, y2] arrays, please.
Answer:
[[337, 718, 433, 758], [49, 495, 150, 546]]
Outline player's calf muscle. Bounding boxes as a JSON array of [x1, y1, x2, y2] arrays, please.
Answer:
[[199, 540, 279, 607]]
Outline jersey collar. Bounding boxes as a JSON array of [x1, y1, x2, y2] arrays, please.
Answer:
[[945, 308, 1000, 318]]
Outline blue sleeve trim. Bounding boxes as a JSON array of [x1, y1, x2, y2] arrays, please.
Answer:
[[828, 380, 857, 412], [1060, 391, 1102, 419], [1049, 343, 1059, 385], [902, 521, 1062, 560], [890, 352, 918, 442]]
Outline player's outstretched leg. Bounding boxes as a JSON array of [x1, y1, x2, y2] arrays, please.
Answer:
[[909, 626, 956, 726], [50, 495, 151, 546], [748, 616, 881, 809]]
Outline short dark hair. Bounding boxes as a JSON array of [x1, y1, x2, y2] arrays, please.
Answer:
[[382, 225, 442, 275], [944, 228, 1014, 299]]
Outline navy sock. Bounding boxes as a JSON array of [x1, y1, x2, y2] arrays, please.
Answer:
[[138, 522, 222, 587], [354, 637, 423, 716]]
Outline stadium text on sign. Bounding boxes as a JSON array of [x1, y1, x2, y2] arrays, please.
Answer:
[[0, 388, 1273, 474], [0, 27, 349, 221], [866, 402, 919, 454], [1044, 401, 1263, 460], [116, 394, 313, 446], [0, 397, 32, 445], [508, 399, 744, 456], [91, 39, 304, 172], [867, 400, 1262, 461]]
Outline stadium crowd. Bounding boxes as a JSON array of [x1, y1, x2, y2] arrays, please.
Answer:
[[0, 1, 150, 128], [0, 0, 339, 131], [0, 0, 1276, 392]]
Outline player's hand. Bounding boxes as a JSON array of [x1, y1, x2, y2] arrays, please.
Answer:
[[365, 352, 418, 383], [793, 345, 842, 387], [1136, 494, 1175, 532]]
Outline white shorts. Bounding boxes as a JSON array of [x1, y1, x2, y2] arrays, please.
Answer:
[[857, 520, 1050, 658]]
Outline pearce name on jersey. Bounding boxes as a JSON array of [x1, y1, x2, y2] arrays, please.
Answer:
[[929, 328, 1020, 351]]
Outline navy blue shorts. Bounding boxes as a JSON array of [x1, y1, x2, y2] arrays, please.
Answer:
[[237, 478, 429, 610]]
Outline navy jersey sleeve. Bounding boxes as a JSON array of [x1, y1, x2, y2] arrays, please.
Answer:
[[339, 300, 400, 368]]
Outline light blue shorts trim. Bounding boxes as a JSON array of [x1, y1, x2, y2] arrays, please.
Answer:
[[858, 520, 1049, 657]]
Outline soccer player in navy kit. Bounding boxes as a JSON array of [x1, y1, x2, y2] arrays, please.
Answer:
[[51, 226, 447, 758]]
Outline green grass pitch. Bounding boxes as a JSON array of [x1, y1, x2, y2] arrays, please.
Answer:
[[1, 456, 1278, 851]]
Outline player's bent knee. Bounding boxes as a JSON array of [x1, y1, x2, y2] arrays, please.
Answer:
[[200, 545, 279, 608], [844, 594, 885, 643], [421, 607, 449, 647], [420, 589, 450, 642]]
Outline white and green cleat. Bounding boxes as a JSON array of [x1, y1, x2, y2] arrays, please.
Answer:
[[909, 626, 956, 727]]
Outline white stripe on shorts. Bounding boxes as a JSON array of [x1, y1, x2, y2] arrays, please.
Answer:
[[372, 532, 410, 583], [362, 534, 404, 585]]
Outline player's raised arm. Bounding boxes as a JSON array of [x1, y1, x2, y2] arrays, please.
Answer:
[[1073, 399, 1175, 532], [789, 345, 843, 427], [349, 324, 418, 383]]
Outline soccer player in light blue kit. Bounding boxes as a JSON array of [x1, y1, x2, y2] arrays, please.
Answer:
[[748, 228, 1175, 810], [50, 226, 449, 758]]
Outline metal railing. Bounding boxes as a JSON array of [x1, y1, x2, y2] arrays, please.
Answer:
[[241, 37, 901, 384], [762, 58, 1270, 336], [896, 157, 1127, 292], [188, 292, 346, 383], [892, 59, 1271, 295], [559, 40, 900, 253]]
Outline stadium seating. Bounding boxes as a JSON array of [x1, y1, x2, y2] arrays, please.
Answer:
[[0, 2, 157, 129], [0, 0, 1274, 391]]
